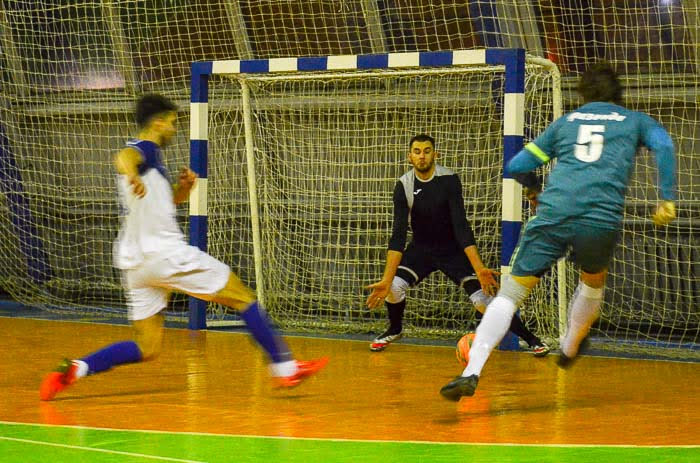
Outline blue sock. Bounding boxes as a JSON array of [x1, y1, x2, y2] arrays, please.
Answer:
[[239, 301, 292, 363], [81, 341, 143, 375]]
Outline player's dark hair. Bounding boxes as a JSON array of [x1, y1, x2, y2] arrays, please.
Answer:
[[135, 94, 178, 128], [409, 134, 435, 150], [578, 62, 623, 105]]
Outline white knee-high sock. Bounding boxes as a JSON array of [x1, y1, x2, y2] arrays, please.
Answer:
[[561, 282, 603, 357], [463, 296, 516, 377]]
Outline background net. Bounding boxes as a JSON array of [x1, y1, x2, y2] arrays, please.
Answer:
[[0, 1, 696, 357], [206, 64, 558, 339]]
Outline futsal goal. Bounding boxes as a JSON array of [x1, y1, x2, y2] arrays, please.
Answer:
[[188, 48, 564, 346]]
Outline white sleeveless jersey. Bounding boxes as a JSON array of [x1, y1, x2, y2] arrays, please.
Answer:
[[113, 140, 186, 269]]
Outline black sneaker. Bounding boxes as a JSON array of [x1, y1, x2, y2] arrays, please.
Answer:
[[440, 374, 479, 401], [557, 337, 591, 369], [369, 329, 402, 352], [556, 353, 576, 369]]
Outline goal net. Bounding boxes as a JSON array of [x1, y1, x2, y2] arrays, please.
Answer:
[[0, 96, 192, 318], [0, 1, 696, 359], [200, 54, 561, 341]]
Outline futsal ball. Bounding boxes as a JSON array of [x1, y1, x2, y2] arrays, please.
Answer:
[[455, 333, 476, 367]]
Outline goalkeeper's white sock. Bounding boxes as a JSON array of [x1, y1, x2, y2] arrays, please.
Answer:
[[561, 282, 602, 358], [463, 296, 516, 377]]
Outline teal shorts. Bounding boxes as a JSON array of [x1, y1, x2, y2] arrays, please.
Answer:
[[510, 217, 620, 277]]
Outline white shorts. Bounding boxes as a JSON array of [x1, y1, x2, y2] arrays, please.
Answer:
[[123, 245, 230, 321]]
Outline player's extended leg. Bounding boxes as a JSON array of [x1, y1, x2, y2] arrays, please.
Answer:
[[470, 289, 549, 357], [134, 312, 166, 360], [440, 275, 537, 401], [39, 314, 159, 401], [557, 269, 605, 368], [370, 276, 409, 352], [202, 272, 328, 387], [39, 339, 145, 401]]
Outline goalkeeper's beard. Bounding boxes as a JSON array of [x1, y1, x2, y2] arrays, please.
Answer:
[[414, 160, 434, 174]]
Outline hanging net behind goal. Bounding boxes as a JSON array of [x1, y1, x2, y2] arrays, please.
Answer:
[[205, 61, 559, 339], [0, 97, 192, 318]]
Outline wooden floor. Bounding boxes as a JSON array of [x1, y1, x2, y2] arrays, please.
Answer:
[[3, 317, 699, 446]]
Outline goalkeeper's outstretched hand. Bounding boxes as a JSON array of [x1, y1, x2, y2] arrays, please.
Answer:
[[652, 201, 676, 226], [476, 268, 500, 297], [365, 280, 390, 309]]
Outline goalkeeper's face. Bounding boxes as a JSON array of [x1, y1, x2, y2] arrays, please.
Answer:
[[408, 140, 437, 174]]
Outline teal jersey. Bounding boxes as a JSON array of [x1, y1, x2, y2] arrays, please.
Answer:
[[523, 102, 674, 228]]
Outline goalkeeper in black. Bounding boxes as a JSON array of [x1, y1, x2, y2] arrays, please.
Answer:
[[366, 134, 549, 356]]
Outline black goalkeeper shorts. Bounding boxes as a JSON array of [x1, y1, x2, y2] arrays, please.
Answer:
[[395, 242, 481, 295]]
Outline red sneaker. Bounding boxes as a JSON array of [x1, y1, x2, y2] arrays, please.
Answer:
[[40, 359, 78, 401], [275, 357, 329, 388]]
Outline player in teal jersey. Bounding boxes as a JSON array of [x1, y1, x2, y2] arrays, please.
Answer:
[[440, 62, 677, 401]]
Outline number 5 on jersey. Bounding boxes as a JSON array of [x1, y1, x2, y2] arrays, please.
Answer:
[[574, 124, 605, 162]]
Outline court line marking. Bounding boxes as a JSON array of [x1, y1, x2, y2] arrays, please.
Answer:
[[1, 421, 698, 449], [0, 435, 205, 463]]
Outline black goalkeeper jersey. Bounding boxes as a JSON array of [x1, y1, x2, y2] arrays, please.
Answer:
[[388, 165, 476, 253]]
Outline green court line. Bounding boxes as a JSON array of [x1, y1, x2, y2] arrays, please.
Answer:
[[0, 422, 698, 463]]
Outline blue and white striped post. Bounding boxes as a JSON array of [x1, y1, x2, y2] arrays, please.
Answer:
[[188, 62, 212, 329], [486, 48, 525, 351], [190, 49, 527, 338]]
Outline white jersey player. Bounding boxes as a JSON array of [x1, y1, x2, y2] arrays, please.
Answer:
[[40, 94, 327, 401]]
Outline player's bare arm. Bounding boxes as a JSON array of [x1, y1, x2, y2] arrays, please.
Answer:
[[173, 167, 197, 204], [114, 147, 145, 198], [464, 245, 499, 297], [366, 250, 403, 309]]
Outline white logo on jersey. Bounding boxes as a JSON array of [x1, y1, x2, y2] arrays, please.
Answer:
[[414, 189, 422, 195], [566, 112, 626, 122]]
